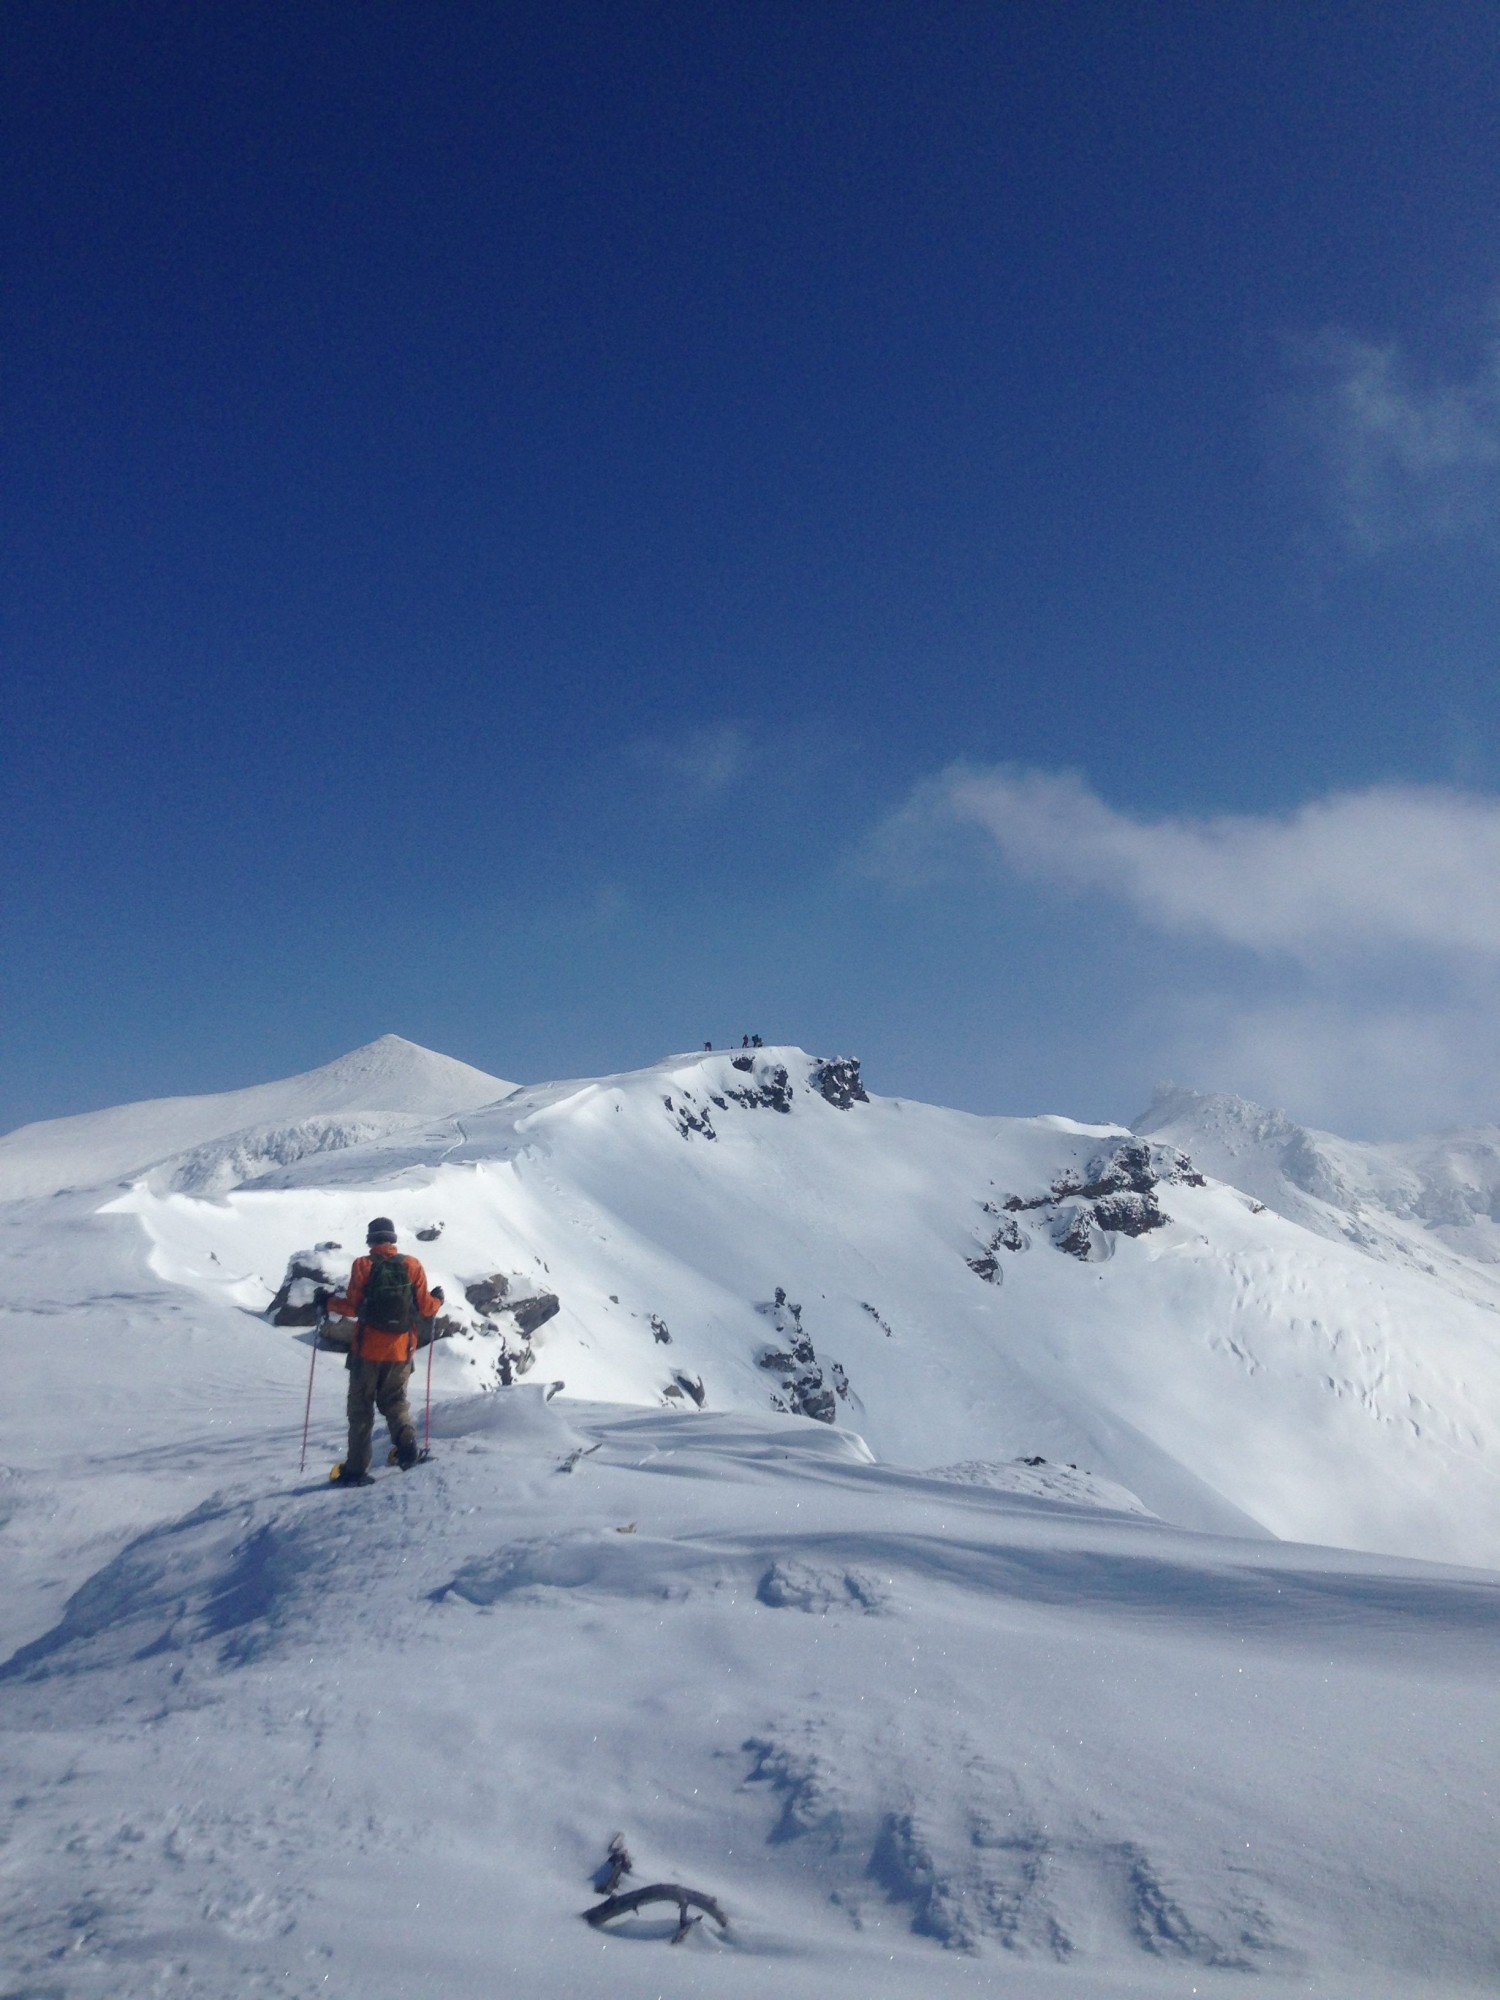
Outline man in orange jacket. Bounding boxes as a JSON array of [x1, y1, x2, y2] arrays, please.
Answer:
[[318, 1217, 443, 1486]]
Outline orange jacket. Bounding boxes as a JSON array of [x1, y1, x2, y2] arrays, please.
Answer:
[[329, 1244, 440, 1364]]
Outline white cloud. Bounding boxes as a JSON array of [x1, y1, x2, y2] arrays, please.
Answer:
[[1289, 324, 1500, 551], [873, 765, 1500, 1134], [1149, 991, 1500, 1140], [892, 765, 1500, 965]]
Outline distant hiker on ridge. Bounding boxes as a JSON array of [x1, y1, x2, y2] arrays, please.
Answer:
[[316, 1218, 442, 1487]]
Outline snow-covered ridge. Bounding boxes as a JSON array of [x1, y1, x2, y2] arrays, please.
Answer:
[[31, 1036, 1492, 1569]]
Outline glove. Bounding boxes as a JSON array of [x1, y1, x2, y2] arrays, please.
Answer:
[[431, 1286, 444, 1306], [313, 1287, 331, 1311]]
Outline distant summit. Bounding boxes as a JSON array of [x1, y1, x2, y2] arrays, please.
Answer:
[[0, 1035, 515, 1202], [269, 1034, 515, 1117], [1136, 1081, 1500, 1270]]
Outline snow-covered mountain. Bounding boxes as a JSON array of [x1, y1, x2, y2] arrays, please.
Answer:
[[0, 1033, 514, 1202], [86, 1040, 1500, 1568], [1140, 1080, 1500, 1271], [2, 1041, 1497, 1998]]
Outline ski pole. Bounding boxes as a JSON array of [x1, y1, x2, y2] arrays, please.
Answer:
[[299, 1308, 326, 1474], [422, 1313, 436, 1456]]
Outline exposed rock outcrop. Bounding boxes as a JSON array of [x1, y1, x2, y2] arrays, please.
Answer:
[[664, 1372, 706, 1408], [266, 1243, 345, 1326], [967, 1207, 1030, 1282], [985, 1141, 1205, 1267], [511, 1293, 560, 1338], [464, 1275, 510, 1315], [459, 1271, 560, 1381], [664, 1093, 717, 1141], [810, 1057, 869, 1109], [756, 1287, 844, 1424], [725, 1063, 794, 1114]]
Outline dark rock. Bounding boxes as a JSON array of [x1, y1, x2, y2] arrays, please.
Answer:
[[724, 1064, 794, 1114], [664, 1092, 717, 1141], [1053, 1209, 1100, 1260], [967, 1208, 1029, 1282], [1090, 1191, 1166, 1237], [797, 1384, 838, 1424], [267, 1251, 344, 1327], [464, 1275, 510, 1315], [495, 1333, 539, 1387], [810, 1056, 869, 1109], [672, 1372, 707, 1408], [1072, 1140, 1205, 1202], [997, 1138, 1200, 1262], [731, 1055, 754, 1072], [755, 1289, 845, 1424], [510, 1293, 560, 1337], [651, 1314, 672, 1345], [415, 1223, 444, 1242]]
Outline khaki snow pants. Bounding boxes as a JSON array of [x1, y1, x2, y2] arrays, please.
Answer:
[[345, 1358, 415, 1476]]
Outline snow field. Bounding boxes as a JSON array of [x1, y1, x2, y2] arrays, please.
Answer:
[[2, 1392, 1495, 1998]]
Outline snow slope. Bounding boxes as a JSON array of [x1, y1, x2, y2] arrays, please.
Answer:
[[2, 1041, 1499, 1998]]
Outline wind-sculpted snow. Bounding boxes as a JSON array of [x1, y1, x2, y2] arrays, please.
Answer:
[[152, 1113, 437, 1196], [0, 1497, 336, 1702], [1, 1397, 1495, 1997], [926, 1456, 1155, 1514]]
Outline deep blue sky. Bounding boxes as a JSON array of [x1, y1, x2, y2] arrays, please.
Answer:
[[6, 3, 1500, 1136]]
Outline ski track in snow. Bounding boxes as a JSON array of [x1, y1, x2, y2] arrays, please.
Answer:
[[2, 1040, 1499, 1997]]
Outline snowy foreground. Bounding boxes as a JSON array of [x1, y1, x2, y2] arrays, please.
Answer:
[[2, 1037, 1498, 1997]]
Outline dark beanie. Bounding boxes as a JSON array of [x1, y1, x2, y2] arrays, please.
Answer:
[[366, 1216, 397, 1244]]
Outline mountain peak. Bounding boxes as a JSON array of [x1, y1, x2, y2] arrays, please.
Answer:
[[1134, 1082, 1304, 1157], [0, 1036, 516, 1201], [302, 1032, 516, 1112]]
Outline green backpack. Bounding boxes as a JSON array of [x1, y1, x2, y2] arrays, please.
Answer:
[[360, 1255, 415, 1334]]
